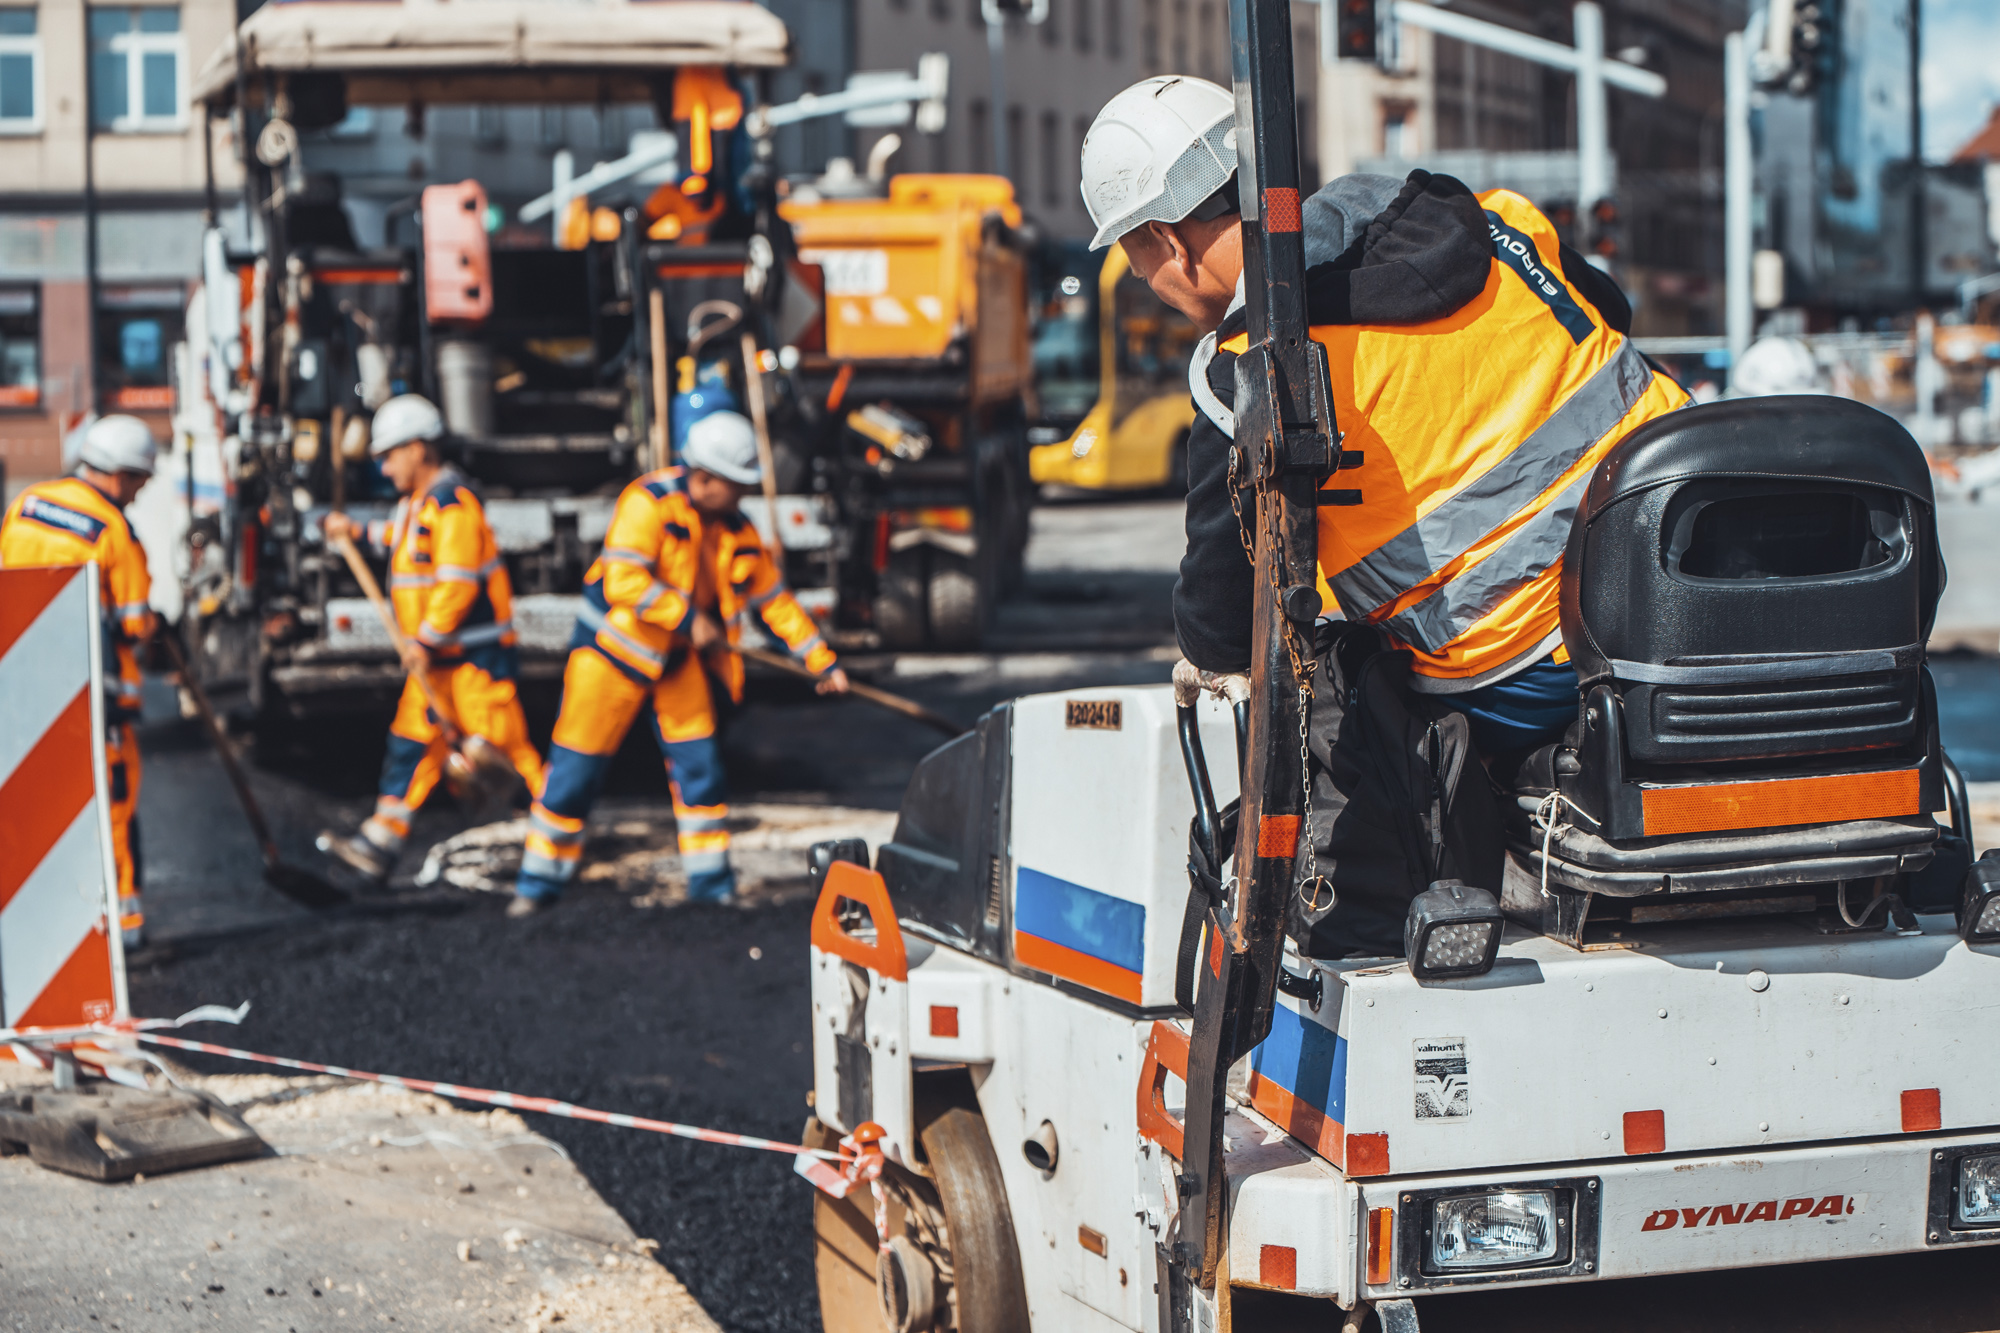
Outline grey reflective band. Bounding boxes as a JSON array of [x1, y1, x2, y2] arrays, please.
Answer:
[[1609, 644, 1922, 686], [1330, 341, 1652, 651], [602, 546, 655, 567], [578, 601, 667, 666], [434, 565, 482, 584]]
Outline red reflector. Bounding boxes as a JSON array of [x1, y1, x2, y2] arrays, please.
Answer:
[[1365, 1207, 1393, 1286], [1259, 1244, 1297, 1290], [1257, 815, 1300, 858], [1347, 1132, 1391, 1177], [1641, 769, 1919, 836], [1901, 1088, 1942, 1132], [928, 1005, 958, 1039], [1624, 1109, 1666, 1155]]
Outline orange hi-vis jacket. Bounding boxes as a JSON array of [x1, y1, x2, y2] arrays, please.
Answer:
[[363, 467, 517, 660], [578, 466, 836, 699], [1210, 186, 1688, 688], [0, 476, 155, 716]]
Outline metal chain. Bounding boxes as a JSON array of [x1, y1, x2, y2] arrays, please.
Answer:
[[1227, 445, 1255, 567]]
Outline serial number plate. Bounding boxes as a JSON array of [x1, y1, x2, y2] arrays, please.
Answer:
[[1065, 699, 1122, 730]]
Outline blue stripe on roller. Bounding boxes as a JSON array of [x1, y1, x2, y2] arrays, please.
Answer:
[[1249, 1003, 1347, 1123], [1013, 867, 1146, 975]]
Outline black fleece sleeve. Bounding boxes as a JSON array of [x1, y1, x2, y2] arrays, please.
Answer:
[[1172, 348, 1256, 673]]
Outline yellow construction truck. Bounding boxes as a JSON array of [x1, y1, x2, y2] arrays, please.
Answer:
[[1027, 244, 1198, 494]]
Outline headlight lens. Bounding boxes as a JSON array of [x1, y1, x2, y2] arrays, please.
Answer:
[[1423, 921, 1497, 972], [1430, 1190, 1560, 1270], [1959, 1153, 2000, 1226], [1976, 896, 2000, 938]]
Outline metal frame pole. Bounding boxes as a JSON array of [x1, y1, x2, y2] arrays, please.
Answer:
[[1574, 2, 1607, 227], [1725, 29, 1752, 370], [1173, 0, 1340, 1311]]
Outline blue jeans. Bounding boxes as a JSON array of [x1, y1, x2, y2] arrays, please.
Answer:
[[1437, 656, 1580, 756]]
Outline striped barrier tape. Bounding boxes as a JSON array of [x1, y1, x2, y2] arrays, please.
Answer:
[[0, 1004, 848, 1166]]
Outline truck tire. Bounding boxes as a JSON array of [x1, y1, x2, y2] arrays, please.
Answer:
[[925, 553, 985, 653], [921, 1106, 1031, 1333], [806, 1118, 887, 1333]]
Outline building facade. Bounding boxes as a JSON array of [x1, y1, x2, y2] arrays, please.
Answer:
[[0, 0, 240, 480]]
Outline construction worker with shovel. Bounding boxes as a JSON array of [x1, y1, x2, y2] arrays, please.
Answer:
[[318, 395, 546, 885], [0, 415, 160, 948], [508, 411, 848, 915]]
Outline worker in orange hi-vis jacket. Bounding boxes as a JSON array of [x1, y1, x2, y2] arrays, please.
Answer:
[[509, 411, 849, 916], [317, 394, 547, 885], [0, 415, 160, 949]]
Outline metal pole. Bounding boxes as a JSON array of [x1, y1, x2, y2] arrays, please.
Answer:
[[550, 149, 575, 247], [1574, 2, 1606, 232], [81, 3, 99, 416], [986, 15, 1008, 181], [1908, 0, 1924, 307], [1725, 30, 1752, 371]]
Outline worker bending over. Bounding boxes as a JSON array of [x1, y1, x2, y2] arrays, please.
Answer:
[[1081, 77, 1687, 950], [319, 395, 546, 884], [510, 411, 849, 915], [0, 416, 160, 948]]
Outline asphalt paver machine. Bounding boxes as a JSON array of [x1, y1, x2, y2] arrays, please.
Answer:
[[796, 2, 2000, 1329], [171, 0, 1029, 735]]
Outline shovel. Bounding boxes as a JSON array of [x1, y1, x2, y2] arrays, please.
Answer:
[[331, 533, 524, 812], [733, 644, 967, 738], [159, 635, 348, 909]]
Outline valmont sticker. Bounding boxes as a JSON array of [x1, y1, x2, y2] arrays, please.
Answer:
[[1413, 1037, 1469, 1119], [1641, 1194, 1869, 1231]]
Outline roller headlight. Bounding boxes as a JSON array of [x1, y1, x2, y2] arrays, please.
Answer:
[[1405, 880, 1504, 982], [1959, 1153, 2000, 1227], [1963, 856, 2000, 944], [1429, 1190, 1559, 1271]]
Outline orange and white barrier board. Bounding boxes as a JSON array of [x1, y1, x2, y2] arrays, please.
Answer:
[[0, 564, 127, 1035]]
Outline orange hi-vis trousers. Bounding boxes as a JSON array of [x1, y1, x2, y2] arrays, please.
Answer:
[[518, 643, 732, 903], [106, 722, 142, 949], [361, 658, 546, 854]]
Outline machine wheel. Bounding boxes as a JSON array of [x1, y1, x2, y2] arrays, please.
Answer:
[[925, 552, 986, 652], [921, 1106, 1031, 1333], [873, 549, 931, 652], [808, 1118, 885, 1333]]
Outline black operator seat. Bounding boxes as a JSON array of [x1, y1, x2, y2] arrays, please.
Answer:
[[1510, 395, 1950, 902]]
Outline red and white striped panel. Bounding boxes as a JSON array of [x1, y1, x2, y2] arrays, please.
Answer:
[[0, 564, 125, 1034]]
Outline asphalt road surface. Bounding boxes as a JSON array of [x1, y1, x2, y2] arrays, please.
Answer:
[[127, 495, 2000, 1333]]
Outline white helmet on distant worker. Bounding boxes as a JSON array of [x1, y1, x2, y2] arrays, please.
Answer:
[[681, 410, 762, 486], [1080, 76, 1239, 251], [369, 393, 445, 457], [1729, 335, 1826, 398], [76, 415, 158, 477]]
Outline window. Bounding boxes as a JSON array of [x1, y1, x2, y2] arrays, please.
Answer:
[[1042, 0, 1059, 45], [96, 284, 184, 410], [0, 9, 39, 133], [473, 105, 505, 148], [1382, 101, 1412, 158], [1105, 0, 1123, 58], [90, 7, 183, 132], [1040, 110, 1059, 206], [1171, 0, 1187, 71], [1007, 104, 1023, 189], [536, 105, 566, 150], [1141, 0, 1159, 68], [969, 98, 989, 173], [1074, 0, 1092, 52], [0, 286, 39, 407], [931, 0, 951, 20]]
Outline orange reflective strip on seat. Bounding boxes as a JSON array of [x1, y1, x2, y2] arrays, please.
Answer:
[[1640, 768, 1920, 837]]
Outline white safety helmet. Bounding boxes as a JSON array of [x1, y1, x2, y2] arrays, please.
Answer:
[[369, 393, 446, 457], [1729, 335, 1825, 398], [680, 411, 762, 486], [76, 414, 159, 476], [1080, 76, 1239, 251]]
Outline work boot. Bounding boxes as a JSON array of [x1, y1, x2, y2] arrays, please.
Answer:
[[317, 830, 395, 885], [505, 894, 551, 918]]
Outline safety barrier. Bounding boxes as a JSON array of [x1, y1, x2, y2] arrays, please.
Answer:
[[0, 564, 126, 1040]]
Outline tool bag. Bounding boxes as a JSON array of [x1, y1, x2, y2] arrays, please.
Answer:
[[1289, 620, 1505, 959]]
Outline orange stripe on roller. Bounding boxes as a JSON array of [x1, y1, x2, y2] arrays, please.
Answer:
[[1014, 931, 1143, 1004], [0, 566, 78, 659], [1247, 1071, 1345, 1163], [0, 688, 95, 913], [1641, 768, 1919, 836], [1257, 815, 1300, 858], [12, 930, 118, 1028]]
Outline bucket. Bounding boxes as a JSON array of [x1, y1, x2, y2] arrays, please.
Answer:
[[436, 339, 495, 441]]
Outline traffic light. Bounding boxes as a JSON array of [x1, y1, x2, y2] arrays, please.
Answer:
[[1589, 198, 1621, 263], [1787, 0, 1834, 95], [1335, 0, 1376, 61]]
